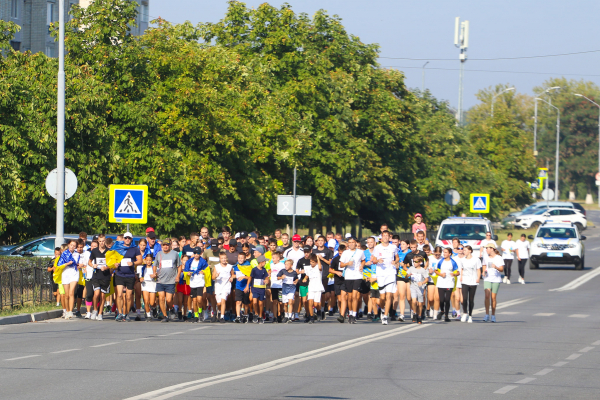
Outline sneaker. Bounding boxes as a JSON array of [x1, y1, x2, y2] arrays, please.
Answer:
[[337, 315, 345, 323], [248, 313, 254, 323], [502, 276, 507, 283], [90, 310, 98, 320], [178, 311, 183, 321], [294, 315, 300, 322], [304, 316, 311, 323], [412, 314, 417, 323], [425, 310, 431, 318], [372, 315, 380, 322], [461, 314, 468, 322], [308, 318, 314, 324], [282, 317, 288, 323], [483, 314, 489, 322], [253, 317, 259, 324], [258, 318, 264, 324], [161, 317, 169, 323], [467, 316, 473, 323], [367, 313, 373, 321], [96, 314, 103, 321], [328, 309, 334, 316], [506, 279, 511, 285], [491, 315, 497, 323], [211, 315, 217, 323], [398, 314, 405, 322], [75, 311, 82, 318], [85, 312, 91, 319], [358, 311, 363, 319], [444, 315, 451, 322], [455, 313, 461, 321], [312, 315, 317, 323], [436, 313, 443, 321], [234, 317, 241, 323], [135, 315, 141, 322], [351, 316, 357, 324], [521, 279, 525, 285], [146, 313, 153, 322], [286, 317, 292, 324], [452, 310, 457, 318], [277, 315, 282, 323], [152, 308, 158, 319], [187, 310, 193, 319], [382, 316, 388, 325], [115, 314, 123, 322], [273, 317, 279, 324], [219, 318, 225, 323], [125, 315, 131, 322]]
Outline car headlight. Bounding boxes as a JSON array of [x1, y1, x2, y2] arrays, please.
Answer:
[[568, 244, 576, 248], [537, 243, 544, 248]]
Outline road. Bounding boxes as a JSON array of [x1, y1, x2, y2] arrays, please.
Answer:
[[2, 212, 600, 400]]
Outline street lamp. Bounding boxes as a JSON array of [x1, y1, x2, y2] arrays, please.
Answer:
[[421, 61, 429, 93], [533, 86, 561, 157], [536, 97, 560, 201], [491, 87, 515, 117], [574, 93, 600, 206]]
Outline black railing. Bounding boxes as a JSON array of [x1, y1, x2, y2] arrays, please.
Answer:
[[0, 267, 55, 309]]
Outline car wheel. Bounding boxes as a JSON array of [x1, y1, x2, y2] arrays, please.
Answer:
[[530, 262, 539, 270], [531, 221, 541, 230], [575, 257, 584, 270], [575, 223, 584, 232]]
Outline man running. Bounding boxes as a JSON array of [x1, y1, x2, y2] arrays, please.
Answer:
[[154, 240, 181, 322], [89, 234, 110, 321], [312, 236, 333, 320], [114, 232, 142, 322], [339, 237, 365, 324], [371, 230, 399, 325]]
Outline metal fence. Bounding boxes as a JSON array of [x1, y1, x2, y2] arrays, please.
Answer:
[[0, 267, 55, 308]]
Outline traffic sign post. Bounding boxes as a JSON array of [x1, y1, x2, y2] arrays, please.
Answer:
[[537, 168, 548, 192], [108, 185, 148, 225], [277, 194, 311, 234], [46, 168, 78, 200], [445, 189, 460, 216], [470, 193, 490, 213]]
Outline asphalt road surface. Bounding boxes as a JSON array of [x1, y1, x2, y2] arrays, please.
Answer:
[[2, 213, 600, 400]]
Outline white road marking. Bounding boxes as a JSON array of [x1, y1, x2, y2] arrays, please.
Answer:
[[494, 385, 518, 394], [50, 348, 80, 354], [90, 342, 119, 348], [588, 246, 600, 251], [188, 327, 209, 331], [578, 347, 594, 353], [123, 324, 429, 400], [472, 298, 532, 316], [169, 332, 183, 335], [566, 353, 582, 360], [534, 313, 555, 316], [534, 368, 553, 376], [593, 340, 600, 346], [126, 338, 150, 342], [499, 311, 519, 315], [553, 361, 569, 367], [4, 355, 41, 361], [550, 267, 600, 291], [515, 377, 536, 384], [568, 314, 589, 318]]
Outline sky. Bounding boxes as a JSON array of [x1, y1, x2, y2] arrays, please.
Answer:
[[149, 0, 600, 110]]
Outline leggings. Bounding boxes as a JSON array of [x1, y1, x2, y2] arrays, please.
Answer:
[[438, 288, 452, 316], [461, 285, 477, 316], [518, 259, 527, 279], [503, 259, 513, 279]]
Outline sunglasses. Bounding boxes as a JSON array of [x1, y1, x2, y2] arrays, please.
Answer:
[[457, 247, 464, 250]]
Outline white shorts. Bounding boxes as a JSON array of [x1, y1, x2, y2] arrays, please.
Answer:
[[141, 281, 156, 293], [281, 292, 295, 303], [455, 280, 462, 289], [378, 281, 397, 295], [61, 267, 79, 285], [307, 291, 321, 303]]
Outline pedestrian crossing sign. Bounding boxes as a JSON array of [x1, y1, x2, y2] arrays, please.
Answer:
[[470, 193, 490, 213], [108, 185, 148, 224]]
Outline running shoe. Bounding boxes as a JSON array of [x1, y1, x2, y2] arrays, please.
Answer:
[[90, 310, 98, 320], [506, 279, 511, 285], [357, 311, 363, 319], [84, 312, 91, 319], [219, 318, 225, 323], [382, 316, 388, 325], [455, 313, 461, 321], [467, 316, 473, 323], [328, 309, 334, 316], [258, 318, 264, 324], [286, 317, 292, 324], [444, 315, 451, 322], [398, 315, 405, 322], [483, 314, 490, 322], [436, 313, 443, 321], [277, 315, 282, 323], [312, 315, 317, 323], [452, 310, 457, 318], [351, 316, 357, 325], [234, 317, 241, 323], [521, 279, 525, 285], [502, 276, 507, 283], [96, 314, 103, 321], [367, 313, 373, 321], [211, 315, 217, 323], [146, 313, 152, 322], [282, 317, 288, 323], [308, 318, 313, 324], [461, 314, 468, 322], [125, 315, 131, 322], [135, 314, 141, 322], [337, 315, 345, 323], [115, 314, 124, 322], [412, 314, 417, 323], [161, 317, 169, 323], [75, 311, 82, 318], [491, 315, 497, 323], [187, 311, 193, 320]]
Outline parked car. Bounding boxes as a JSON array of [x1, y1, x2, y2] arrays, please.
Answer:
[[528, 222, 586, 270], [0, 235, 93, 257], [514, 208, 586, 231], [435, 216, 497, 258]]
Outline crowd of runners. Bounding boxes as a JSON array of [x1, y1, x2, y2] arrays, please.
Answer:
[[47, 215, 526, 325]]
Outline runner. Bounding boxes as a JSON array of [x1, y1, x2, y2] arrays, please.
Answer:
[[214, 251, 234, 323], [89, 235, 110, 321], [58, 240, 79, 320], [202, 239, 220, 322], [363, 237, 379, 321], [459, 245, 481, 323], [514, 233, 530, 284], [134, 238, 148, 320], [330, 243, 346, 322], [281, 233, 292, 251], [269, 249, 286, 323], [480, 231, 497, 264], [184, 247, 209, 323], [175, 254, 191, 321], [250, 255, 270, 324], [312, 236, 333, 320], [114, 232, 142, 322], [452, 244, 465, 321], [233, 252, 251, 323], [371, 230, 399, 325], [47, 247, 62, 309], [140, 253, 157, 321], [277, 259, 299, 323], [154, 240, 181, 323], [304, 254, 324, 324], [396, 239, 414, 321], [295, 246, 312, 321], [501, 233, 516, 284], [435, 247, 460, 323], [73, 239, 87, 318], [283, 235, 304, 269], [82, 240, 97, 319], [407, 255, 429, 324], [483, 244, 504, 322], [427, 246, 442, 319], [339, 237, 365, 324]]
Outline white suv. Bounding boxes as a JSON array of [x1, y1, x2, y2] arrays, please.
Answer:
[[528, 222, 586, 270], [435, 217, 496, 258], [514, 207, 586, 231]]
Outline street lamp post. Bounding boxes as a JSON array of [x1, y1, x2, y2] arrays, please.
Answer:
[[574, 94, 600, 207], [491, 87, 514, 117], [536, 97, 560, 201], [55, 0, 65, 248], [421, 61, 429, 93]]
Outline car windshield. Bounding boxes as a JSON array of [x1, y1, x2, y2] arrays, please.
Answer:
[[536, 228, 577, 239], [521, 205, 536, 213], [439, 224, 488, 240], [533, 208, 550, 215]]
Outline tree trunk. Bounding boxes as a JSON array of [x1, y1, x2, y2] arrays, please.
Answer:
[[357, 217, 363, 239], [351, 217, 358, 238], [308, 221, 314, 237], [335, 220, 343, 235], [326, 217, 332, 235]]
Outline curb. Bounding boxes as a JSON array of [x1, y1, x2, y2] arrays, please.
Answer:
[[0, 309, 63, 326]]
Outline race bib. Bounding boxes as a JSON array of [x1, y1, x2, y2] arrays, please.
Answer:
[[283, 276, 294, 285], [97, 258, 106, 267], [85, 266, 94, 280], [121, 258, 131, 267], [161, 260, 173, 269], [254, 279, 263, 286]]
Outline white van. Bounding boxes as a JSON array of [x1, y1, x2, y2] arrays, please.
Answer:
[[435, 216, 496, 258]]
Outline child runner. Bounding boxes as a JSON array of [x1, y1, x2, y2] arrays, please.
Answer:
[[435, 247, 459, 322], [184, 247, 209, 323], [500, 233, 516, 284], [269, 250, 285, 323], [233, 252, 252, 323], [251, 255, 270, 324], [460, 245, 481, 323], [407, 255, 429, 324], [277, 259, 299, 323], [295, 246, 312, 321], [214, 252, 234, 323], [304, 254, 324, 324], [483, 244, 504, 322], [140, 254, 157, 321]]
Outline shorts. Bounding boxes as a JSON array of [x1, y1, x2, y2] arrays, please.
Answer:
[[235, 289, 250, 304], [369, 289, 380, 299], [155, 283, 176, 294], [51, 281, 59, 293], [344, 279, 362, 293], [398, 276, 411, 284], [322, 278, 334, 293], [334, 282, 345, 296], [176, 283, 191, 296], [58, 284, 65, 295], [271, 287, 282, 301], [359, 280, 370, 295], [75, 284, 85, 299], [307, 291, 322, 303], [190, 287, 204, 298], [215, 283, 231, 303], [61, 267, 79, 285], [378, 281, 397, 295], [252, 288, 266, 301], [484, 281, 501, 294], [410, 285, 425, 302], [115, 275, 135, 290], [92, 278, 110, 294], [205, 285, 215, 295], [299, 285, 308, 298], [141, 280, 156, 293], [281, 289, 295, 303]]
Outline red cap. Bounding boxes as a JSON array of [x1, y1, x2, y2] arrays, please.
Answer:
[[415, 213, 422, 218], [145, 227, 155, 233], [292, 234, 302, 242]]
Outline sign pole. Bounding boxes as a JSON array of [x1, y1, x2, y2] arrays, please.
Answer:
[[292, 167, 297, 235], [55, 0, 65, 248]]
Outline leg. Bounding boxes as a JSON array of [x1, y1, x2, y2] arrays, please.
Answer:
[[397, 283, 406, 317], [125, 289, 133, 315], [405, 282, 412, 314], [468, 285, 477, 316], [491, 292, 497, 315], [143, 291, 151, 313], [461, 286, 469, 314], [116, 285, 125, 315], [158, 292, 167, 316], [519, 259, 527, 280], [134, 280, 142, 311], [484, 289, 491, 315], [504, 259, 512, 281]]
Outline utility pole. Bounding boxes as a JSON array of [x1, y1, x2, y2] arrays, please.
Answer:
[[454, 17, 469, 125], [536, 97, 560, 201], [292, 167, 297, 235], [421, 61, 429, 93], [55, 0, 65, 248]]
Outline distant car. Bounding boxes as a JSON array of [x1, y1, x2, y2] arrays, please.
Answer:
[[0, 235, 93, 257], [528, 222, 586, 270], [514, 208, 586, 231], [435, 216, 497, 258]]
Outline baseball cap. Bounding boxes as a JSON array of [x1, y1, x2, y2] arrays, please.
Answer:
[[229, 239, 237, 246], [292, 234, 302, 242], [234, 232, 240, 239], [239, 231, 248, 238], [415, 213, 422, 218], [193, 247, 203, 254], [210, 239, 219, 248], [256, 255, 267, 263], [327, 239, 337, 248], [147, 232, 156, 239], [249, 232, 258, 239], [275, 246, 285, 253], [345, 233, 352, 239], [254, 245, 265, 255], [124, 232, 133, 239], [303, 245, 312, 252], [145, 227, 155, 233]]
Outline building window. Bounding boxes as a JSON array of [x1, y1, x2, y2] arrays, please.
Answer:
[[141, 4, 149, 22], [45, 45, 54, 57], [47, 2, 55, 26], [11, 0, 18, 18], [10, 41, 20, 51]]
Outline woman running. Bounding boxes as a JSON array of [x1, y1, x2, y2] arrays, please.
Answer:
[[140, 253, 157, 321], [460, 245, 481, 323], [396, 240, 411, 322], [58, 240, 79, 319], [483, 244, 504, 322], [435, 247, 459, 322]]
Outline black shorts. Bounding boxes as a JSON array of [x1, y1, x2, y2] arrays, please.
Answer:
[[235, 289, 251, 304], [359, 280, 370, 295], [321, 278, 334, 293], [271, 287, 281, 301], [92, 278, 110, 294], [114, 275, 135, 290], [205, 285, 215, 295], [370, 289, 380, 299], [75, 284, 85, 299], [344, 279, 362, 293], [190, 287, 204, 298], [398, 276, 411, 284], [51, 281, 59, 293], [334, 282, 345, 296]]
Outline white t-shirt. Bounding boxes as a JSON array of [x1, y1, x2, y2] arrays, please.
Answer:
[[500, 240, 516, 260], [283, 247, 305, 270], [485, 255, 505, 283], [460, 257, 482, 286], [417, 242, 433, 252], [270, 261, 285, 289], [189, 260, 206, 288], [340, 248, 365, 280], [373, 243, 398, 286], [427, 255, 442, 282], [480, 240, 497, 262], [436, 259, 457, 289], [305, 263, 324, 292], [514, 240, 530, 259], [215, 264, 233, 286]]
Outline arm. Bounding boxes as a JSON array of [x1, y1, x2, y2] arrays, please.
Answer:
[[134, 254, 142, 266]]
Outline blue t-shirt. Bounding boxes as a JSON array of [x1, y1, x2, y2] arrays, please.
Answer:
[[398, 248, 411, 263], [250, 267, 269, 289], [115, 246, 141, 278], [233, 261, 251, 291]]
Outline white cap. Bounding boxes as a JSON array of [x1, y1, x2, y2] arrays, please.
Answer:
[[345, 233, 352, 238], [124, 232, 133, 238], [235, 232, 240, 239], [327, 239, 337, 248]]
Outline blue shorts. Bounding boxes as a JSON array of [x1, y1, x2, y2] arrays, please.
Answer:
[[252, 288, 266, 301], [282, 284, 296, 296], [155, 283, 175, 294]]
